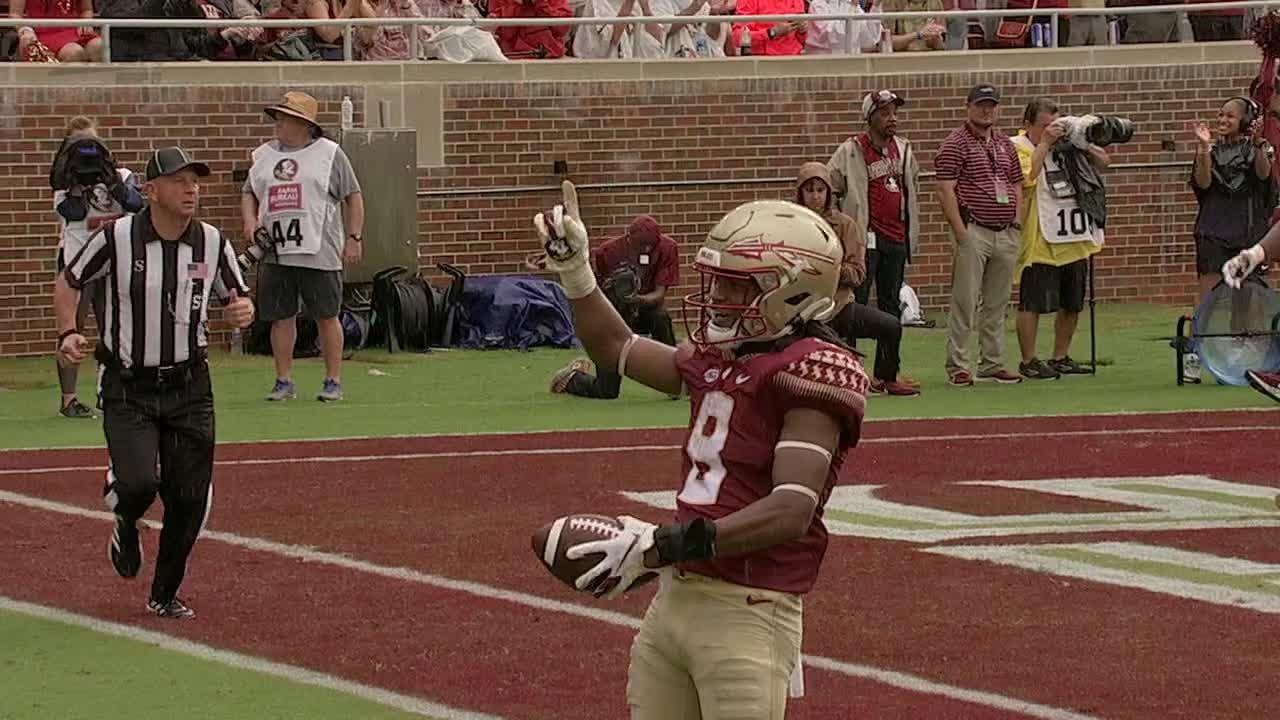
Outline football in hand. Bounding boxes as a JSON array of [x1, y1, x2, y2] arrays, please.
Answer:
[[531, 514, 659, 595]]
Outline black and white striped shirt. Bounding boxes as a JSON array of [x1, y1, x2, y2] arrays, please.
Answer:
[[64, 208, 249, 369]]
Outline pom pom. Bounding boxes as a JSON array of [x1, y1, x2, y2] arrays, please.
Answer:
[[1252, 10, 1280, 58]]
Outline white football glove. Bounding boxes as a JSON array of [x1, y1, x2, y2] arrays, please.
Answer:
[[566, 515, 657, 599], [1222, 245, 1266, 289], [532, 180, 596, 299]]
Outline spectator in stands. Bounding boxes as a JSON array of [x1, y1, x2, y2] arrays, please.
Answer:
[[941, 0, 973, 49], [731, 0, 805, 55], [875, 0, 948, 51], [13, 0, 103, 62], [661, 0, 731, 58], [549, 215, 678, 400], [1064, 0, 1106, 46], [1190, 97, 1274, 299], [936, 83, 1025, 386], [1187, 0, 1245, 42], [1001, 0, 1065, 46], [359, 0, 433, 60], [573, 0, 670, 58], [1011, 97, 1107, 381], [489, 0, 572, 58], [828, 91, 922, 361], [803, 0, 882, 54], [262, 0, 372, 60], [1110, 0, 1177, 44]]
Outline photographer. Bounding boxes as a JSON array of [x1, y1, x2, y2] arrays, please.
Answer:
[[549, 215, 678, 400], [1011, 98, 1109, 381], [1190, 97, 1274, 299], [49, 116, 143, 418]]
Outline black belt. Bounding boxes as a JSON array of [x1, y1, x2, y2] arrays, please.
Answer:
[[100, 350, 208, 385], [973, 220, 1013, 232]]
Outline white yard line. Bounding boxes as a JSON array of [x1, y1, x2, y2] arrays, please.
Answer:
[[2, 406, 1273, 453], [0, 489, 1098, 720], [1, 423, 1275, 477], [0, 595, 505, 720]]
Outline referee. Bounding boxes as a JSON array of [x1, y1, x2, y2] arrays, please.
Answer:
[[54, 146, 255, 620]]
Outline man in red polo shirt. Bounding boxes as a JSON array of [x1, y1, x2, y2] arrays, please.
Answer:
[[551, 215, 679, 399], [935, 84, 1025, 386]]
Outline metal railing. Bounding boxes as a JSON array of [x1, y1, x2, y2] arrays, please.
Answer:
[[8, 0, 1280, 62]]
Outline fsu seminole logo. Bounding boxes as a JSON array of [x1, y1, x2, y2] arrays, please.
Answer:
[[273, 158, 299, 182]]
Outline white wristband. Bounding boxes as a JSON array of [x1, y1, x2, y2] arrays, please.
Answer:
[[559, 261, 597, 300]]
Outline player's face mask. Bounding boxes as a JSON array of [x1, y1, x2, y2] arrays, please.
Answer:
[[686, 267, 771, 349]]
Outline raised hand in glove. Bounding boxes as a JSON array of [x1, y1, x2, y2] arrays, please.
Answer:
[[532, 180, 597, 299]]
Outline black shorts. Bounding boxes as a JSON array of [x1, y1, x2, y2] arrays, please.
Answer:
[[1195, 235, 1262, 277], [1018, 260, 1087, 314], [257, 264, 343, 322]]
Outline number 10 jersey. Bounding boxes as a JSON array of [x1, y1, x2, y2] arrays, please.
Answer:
[[672, 337, 869, 595]]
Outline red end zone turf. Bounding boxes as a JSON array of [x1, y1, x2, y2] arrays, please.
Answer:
[[0, 410, 1276, 719]]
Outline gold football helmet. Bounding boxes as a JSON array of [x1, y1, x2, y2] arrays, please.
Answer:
[[685, 200, 843, 348]]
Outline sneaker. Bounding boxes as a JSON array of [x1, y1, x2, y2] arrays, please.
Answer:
[[1245, 370, 1280, 403], [1019, 358, 1061, 381], [877, 379, 921, 396], [317, 379, 343, 402], [265, 379, 296, 402], [146, 597, 195, 620], [60, 398, 95, 418], [1048, 356, 1091, 375], [550, 358, 592, 394], [897, 374, 921, 390], [948, 371, 975, 387], [977, 369, 1024, 384], [108, 514, 142, 579]]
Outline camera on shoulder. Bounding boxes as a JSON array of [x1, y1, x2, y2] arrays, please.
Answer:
[[49, 137, 117, 191]]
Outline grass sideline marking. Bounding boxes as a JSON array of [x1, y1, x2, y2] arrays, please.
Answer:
[[2, 406, 1274, 453], [0, 595, 505, 720], [0, 490, 1099, 720], [3, 423, 1277, 477]]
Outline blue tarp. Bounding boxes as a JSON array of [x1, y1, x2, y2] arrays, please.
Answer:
[[457, 276, 578, 351]]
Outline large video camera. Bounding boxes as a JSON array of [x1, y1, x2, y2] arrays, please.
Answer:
[[49, 137, 119, 192], [1055, 114, 1136, 149]]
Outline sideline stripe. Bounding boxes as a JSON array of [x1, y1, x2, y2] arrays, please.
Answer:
[[0, 490, 1099, 720], [2, 406, 1274, 453], [0, 595, 505, 720], [2, 423, 1276, 477]]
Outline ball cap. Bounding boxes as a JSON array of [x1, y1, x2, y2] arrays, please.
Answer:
[[145, 146, 210, 181], [967, 84, 1002, 105], [862, 90, 906, 120]]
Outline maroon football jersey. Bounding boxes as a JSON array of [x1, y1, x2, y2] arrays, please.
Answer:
[[672, 336, 869, 594]]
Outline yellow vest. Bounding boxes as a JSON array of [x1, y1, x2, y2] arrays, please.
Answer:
[[1013, 131, 1102, 275]]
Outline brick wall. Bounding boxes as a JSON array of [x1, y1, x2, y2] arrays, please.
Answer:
[[0, 56, 1260, 357]]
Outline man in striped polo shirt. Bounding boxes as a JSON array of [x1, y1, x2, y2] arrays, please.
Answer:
[[935, 84, 1025, 386], [54, 146, 256, 620]]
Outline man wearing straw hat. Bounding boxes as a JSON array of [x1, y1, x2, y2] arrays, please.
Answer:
[[242, 91, 364, 403]]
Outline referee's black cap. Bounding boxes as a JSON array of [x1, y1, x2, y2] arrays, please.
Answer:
[[146, 146, 211, 181]]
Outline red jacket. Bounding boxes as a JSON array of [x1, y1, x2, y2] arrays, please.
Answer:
[[488, 0, 572, 58], [731, 0, 806, 55]]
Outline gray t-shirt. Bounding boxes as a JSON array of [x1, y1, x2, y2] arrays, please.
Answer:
[[243, 138, 361, 271]]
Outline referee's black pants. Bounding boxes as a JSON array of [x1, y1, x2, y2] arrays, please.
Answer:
[[100, 358, 215, 605]]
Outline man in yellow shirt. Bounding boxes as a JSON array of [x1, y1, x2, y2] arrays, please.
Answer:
[[1011, 98, 1109, 380]]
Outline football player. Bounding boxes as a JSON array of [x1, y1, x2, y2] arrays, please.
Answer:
[[1222, 226, 1280, 403], [533, 181, 869, 719]]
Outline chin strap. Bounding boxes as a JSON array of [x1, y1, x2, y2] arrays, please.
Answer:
[[653, 518, 718, 565]]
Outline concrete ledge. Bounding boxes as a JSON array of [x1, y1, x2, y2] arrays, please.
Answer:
[[0, 40, 1258, 87]]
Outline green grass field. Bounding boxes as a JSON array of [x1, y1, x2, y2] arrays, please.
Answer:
[[0, 301, 1273, 720], [0, 303, 1270, 451]]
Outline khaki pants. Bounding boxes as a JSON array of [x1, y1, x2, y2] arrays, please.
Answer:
[[945, 223, 1019, 378], [627, 570, 803, 720]]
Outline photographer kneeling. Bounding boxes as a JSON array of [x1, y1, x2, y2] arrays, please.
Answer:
[[550, 215, 678, 400], [48, 116, 144, 417], [1011, 99, 1115, 380]]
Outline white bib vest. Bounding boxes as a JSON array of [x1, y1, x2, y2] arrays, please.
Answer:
[[249, 138, 339, 257], [57, 167, 134, 257], [1015, 135, 1104, 247]]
